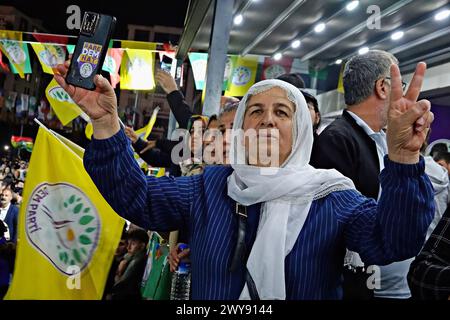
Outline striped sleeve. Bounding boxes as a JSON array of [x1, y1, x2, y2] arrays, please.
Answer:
[[83, 129, 197, 231], [335, 156, 435, 266]]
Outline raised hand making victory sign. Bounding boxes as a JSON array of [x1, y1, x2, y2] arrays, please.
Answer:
[[387, 62, 434, 164]]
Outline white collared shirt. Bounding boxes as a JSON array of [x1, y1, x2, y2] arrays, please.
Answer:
[[0, 203, 11, 241], [343, 111, 388, 269], [347, 111, 388, 178], [0, 203, 10, 222]]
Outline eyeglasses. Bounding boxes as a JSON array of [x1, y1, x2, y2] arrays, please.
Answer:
[[384, 77, 407, 91]]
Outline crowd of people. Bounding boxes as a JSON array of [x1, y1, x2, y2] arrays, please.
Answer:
[[1, 48, 450, 300], [0, 156, 27, 298]]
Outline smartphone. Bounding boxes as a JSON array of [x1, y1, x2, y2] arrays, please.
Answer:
[[160, 55, 173, 73], [66, 12, 116, 90]]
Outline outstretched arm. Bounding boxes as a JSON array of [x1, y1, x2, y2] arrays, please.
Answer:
[[341, 62, 435, 264], [84, 128, 196, 232], [54, 63, 196, 232]]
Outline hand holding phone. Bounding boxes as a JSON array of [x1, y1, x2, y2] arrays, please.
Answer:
[[66, 12, 116, 90], [160, 55, 173, 73], [155, 69, 178, 94]]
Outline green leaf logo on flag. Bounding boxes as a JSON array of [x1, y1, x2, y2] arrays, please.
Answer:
[[26, 183, 101, 274], [48, 87, 75, 103]]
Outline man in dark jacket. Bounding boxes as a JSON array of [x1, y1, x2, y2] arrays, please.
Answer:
[[310, 50, 399, 300], [0, 188, 19, 242]]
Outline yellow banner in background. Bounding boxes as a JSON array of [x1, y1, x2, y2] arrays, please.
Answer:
[[225, 55, 259, 97], [31, 43, 66, 74], [120, 48, 156, 90], [45, 78, 83, 125], [5, 126, 124, 299]]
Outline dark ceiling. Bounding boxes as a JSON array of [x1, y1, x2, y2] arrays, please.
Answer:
[[187, 0, 450, 72]]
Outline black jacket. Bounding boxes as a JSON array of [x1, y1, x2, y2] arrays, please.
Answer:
[[167, 90, 193, 129], [310, 110, 380, 200]]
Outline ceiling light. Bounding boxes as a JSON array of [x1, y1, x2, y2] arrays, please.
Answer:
[[435, 9, 450, 21], [358, 46, 369, 55], [335, 59, 343, 65], [346, 1, 359, 11], [291, 40, 301, 48], [391, 31, 404, 40], [234, 14, 243, 25], [273, 52, 282, 61], [314, 22, 326, 33]]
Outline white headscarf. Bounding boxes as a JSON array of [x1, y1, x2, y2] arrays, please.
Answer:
[[227, 79, 355, 300]]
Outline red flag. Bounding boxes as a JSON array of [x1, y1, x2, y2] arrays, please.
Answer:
[[0, 50, 11, 72], [102, 48, 123, 88], [32, 33, 69, 45], [162, 42, 176, 53], [261, 57, 293, 80]]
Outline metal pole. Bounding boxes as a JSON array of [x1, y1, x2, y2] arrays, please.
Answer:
[[132, 91, 139, 127], [202, 0, 234, 117]]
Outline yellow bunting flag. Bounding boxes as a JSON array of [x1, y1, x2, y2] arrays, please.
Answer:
[[120, 48, 156, 90], [5, 125, 125, 299], [224, 55, 259, 97], [31, 43, 66, 74], [45, 78, 82, 125], [121, 40, 158, 50], [0, 30, 30, 78]]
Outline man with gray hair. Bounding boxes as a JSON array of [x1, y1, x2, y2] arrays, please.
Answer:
[[310, 50, 404, 300]]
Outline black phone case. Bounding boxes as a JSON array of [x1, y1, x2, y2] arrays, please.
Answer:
[[66, 12, 116, 90]]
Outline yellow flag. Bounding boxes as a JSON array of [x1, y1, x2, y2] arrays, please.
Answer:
[[31, 43, 66, 74], [85, 122, 94, 140], [121, 40, 158, 50], [225, 55, 258, 97], [337, 64, 345, 94], [135, 106, 160, 140], [5, 126, 124, 300], [45, 78, 83, 125], [201, 84, 206, 105], [120, 48, 156, 90], [0, 30, 27, 78], [154, 167, 165, 177]]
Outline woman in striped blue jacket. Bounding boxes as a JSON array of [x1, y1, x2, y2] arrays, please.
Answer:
[[55, 61, 435, 300]]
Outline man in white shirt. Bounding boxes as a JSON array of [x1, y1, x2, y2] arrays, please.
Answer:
[[311, 50, 423, 300]]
